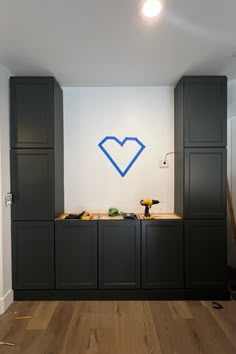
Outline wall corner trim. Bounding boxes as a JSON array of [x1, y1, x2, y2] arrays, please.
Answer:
[[0, 289, 13, 314]]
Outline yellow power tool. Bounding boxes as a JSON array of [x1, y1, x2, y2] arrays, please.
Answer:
[[140, 199, 160, 219], [78, 211, 91, 220]]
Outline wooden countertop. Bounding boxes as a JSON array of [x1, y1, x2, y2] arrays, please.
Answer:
[[99, 214, 125, 220], [56, 213, 182, 220], [99, 213, 141, 220], [139, 213, 182, 220], [55, 213, 100, 220]]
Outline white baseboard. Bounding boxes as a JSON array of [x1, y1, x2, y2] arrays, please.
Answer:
[[0, 289, 13, 314]]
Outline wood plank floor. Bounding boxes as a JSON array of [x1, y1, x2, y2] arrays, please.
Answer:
[[0, 300, 235, 354]]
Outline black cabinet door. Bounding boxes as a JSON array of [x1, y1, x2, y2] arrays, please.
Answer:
[[184, 77, 227, 147], [55, 221, 97, 289], [12, 221, 54, 289], [99, 221, 140, 289], [11, 149, 54, 220], [10, 77, 54, 148], [185, 220, 227, 288], [142, 220, 184, 289], [184, 148, 226, 219]]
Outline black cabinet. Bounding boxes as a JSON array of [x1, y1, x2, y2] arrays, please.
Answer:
[[10, 76, 64, 294], [55, 220, 97, 289], [174, 76, 227, 294], [10, 77, 64, 221], [142, 220, 183, 289], [10, 77, 63, 149], [175, 76, 227, 219], [11, 149, 55, 220], [99, 221, 140, 289], [175, 76, 227, 147], [185, 220, 227, 288], [12, 221, 54, 289], [184, 148, 226, 219]]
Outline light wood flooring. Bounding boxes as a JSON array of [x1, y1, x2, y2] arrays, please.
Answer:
[[0, 300, 235, 354]]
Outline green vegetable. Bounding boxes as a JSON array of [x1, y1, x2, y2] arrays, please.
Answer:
[[108, 208, 123, 217]]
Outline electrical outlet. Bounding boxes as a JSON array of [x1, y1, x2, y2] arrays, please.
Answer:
[[5, 193, 13, 206], [159, 160, 169, 168]]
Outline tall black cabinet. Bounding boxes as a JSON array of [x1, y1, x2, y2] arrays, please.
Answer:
[[175, 76, 227, 290], [10, 77, 64, 290]]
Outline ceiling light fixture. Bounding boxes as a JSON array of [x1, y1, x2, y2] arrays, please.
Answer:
[[142, 0, 162, 18]]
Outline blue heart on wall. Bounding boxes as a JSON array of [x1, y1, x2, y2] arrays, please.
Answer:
[[98, 136, 145, 177]]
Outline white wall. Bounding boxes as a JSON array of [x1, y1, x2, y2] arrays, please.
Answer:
[[228, 79, 236, 268], [0, 65, 13, 313], [64, 87, 174, 214]]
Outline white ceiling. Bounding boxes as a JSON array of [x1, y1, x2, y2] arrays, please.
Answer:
[[0, 0, 236, 86]]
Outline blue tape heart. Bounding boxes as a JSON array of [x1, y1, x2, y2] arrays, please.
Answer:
[[98, 136, 145, 177]]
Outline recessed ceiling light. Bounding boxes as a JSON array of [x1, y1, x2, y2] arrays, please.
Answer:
[[142, 0, 162, 18]]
